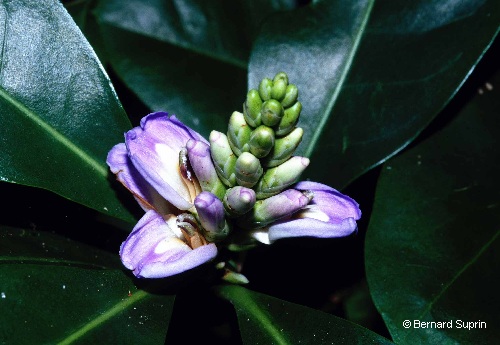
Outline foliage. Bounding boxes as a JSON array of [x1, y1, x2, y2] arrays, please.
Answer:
[[1, 0, 498, 343]]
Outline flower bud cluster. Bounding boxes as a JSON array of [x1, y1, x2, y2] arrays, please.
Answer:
[[202, 72, 310, 237]]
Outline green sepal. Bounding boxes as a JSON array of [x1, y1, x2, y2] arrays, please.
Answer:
[[243, 89, 262, 127], [249, 125, 275, 158], [254, 156, 309, 199], [235, 152, 263, 188], [263, 127, 303, 168], [281, 84, 298, 108], [258, 77, 273, 101], [203, 222, 231, 242], [276, 101, 302, 136], [209, 131, 237, 187], [261, 99, 284, 127], [227, 111, 252, 156]]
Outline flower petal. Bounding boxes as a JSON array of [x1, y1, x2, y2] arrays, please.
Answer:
[[120, 210, 217, 278], [267, 181, 361, 242], [125, 112, 204, 210], [106, 143, 172, 214]]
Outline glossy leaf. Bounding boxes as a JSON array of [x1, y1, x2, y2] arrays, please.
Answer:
[[218, 285, 394, 344], [249, 0, 500, 188], [0, 226, 175, 345], [95, 0, 297, 68], [365, 72, 500, 343], [93, 0, 296, 137], [0, 0, 135, 222]]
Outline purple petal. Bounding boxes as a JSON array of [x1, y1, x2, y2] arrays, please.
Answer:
[[106, 143, 172, 214], [120, 210, 217, 278], [268, 181, 361, 242], [125, 112, 204, 210]]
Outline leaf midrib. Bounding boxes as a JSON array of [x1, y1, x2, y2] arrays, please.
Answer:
[[220, 286, 290, 345], [56, 289, 149, 345], [0, 86, 108, 177], [401, 229, 500, 342], [304, 0, 376, 158]]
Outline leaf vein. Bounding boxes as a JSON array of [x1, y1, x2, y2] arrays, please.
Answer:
[[405, 229, 500, 342], [304, 0, 376, 157], [0, 86, 108, 176]]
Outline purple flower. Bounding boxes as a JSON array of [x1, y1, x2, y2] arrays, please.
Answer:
[[107, 112, 217, 278], [120, 210, 217, 278], [251, 181, 361, 243]]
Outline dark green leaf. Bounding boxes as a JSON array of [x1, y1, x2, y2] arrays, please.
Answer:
[[249, 0, 500, 188], [365, 72, 500, 344], [0, 0, 135, 222], [96, 24, 246, 137], [95, 0, 297, 68], [93, 0, 297, 138], [64, 0, 109, 65], [0, 226, 175, 345], [217, 285, 393, 345]]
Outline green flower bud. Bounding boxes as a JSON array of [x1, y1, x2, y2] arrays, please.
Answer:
[[258, 78, 273, 101], [273, 72, 289, 84], [281, 84, 298, 108], [227, 111, 251, 156], [271, 78, 287, 101], [223, 186, 256, 216], [276, 101, 302, 136], [243, 89, 262, 127], [235, 152, 263, 188], [261, 99, 284, 127], [222, 271, 249, 285], [249, 125, 275, 158], [254, 156, 309, 199], [209, 131, 237, 187], [263, 127, 303, 168]]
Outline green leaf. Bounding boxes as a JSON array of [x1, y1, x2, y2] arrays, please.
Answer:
[[93, 0, 296, 138], [0, 0, 135, 222], [249, 0, 500, 188], [365, 71, 500, 344], [217, 285, 393, 344], [95, 0, 297, 68], [0, 226, 175, 345]]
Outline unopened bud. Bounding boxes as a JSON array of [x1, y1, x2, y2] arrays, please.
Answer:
[[271, 78, 287, 101], [194, 192, 228, 242], [209, 131, 237, 187], [281, 84, 298, 108], [263, 127, 303, 168], [243, 89, 262, 127], [238, 189, 313, 228], [222, 271, 249, 284], [276, 101, 302, 136], [227, 111, 251, 156], [223, 186, 256, 216], [261, 99, 284, 127], [186, 139, 226, 199], [273, 72, 289, 85], [235, 152, 263, 188], [249, 125, 275, 158], [254, 156, 309, 199], [258, 78, 273, 101]]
